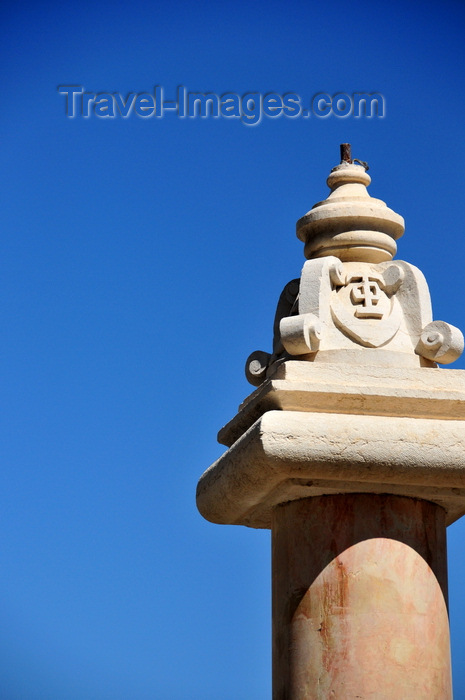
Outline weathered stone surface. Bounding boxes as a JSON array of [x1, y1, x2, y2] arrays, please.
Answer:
[[272, 495, 451, 700], [197, 407, 465, 527], [220, 361, 465, 446], [197, 358, 465, 528]]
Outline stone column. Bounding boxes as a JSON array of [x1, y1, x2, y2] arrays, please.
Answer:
[[196, 145, 465, 698], [272, 495, 451, 699]]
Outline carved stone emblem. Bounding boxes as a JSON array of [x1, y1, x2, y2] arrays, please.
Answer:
[[330, 266, 402, 348], [350, 274, 386, 318]]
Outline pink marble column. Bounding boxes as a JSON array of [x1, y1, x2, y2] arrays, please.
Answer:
[[272, 494, 451, 699]]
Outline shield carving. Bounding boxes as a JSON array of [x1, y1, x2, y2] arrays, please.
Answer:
[[330, 273, 402, 348]]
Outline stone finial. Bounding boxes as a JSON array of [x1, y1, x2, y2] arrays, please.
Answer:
[[297, 146, 404, 263], [245, 147, 463, 385]]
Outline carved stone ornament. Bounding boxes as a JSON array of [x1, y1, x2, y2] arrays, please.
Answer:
[[246, 155, 463, 385]]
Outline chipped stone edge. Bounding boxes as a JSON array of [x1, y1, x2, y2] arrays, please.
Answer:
[[198, 410, 465, 528]]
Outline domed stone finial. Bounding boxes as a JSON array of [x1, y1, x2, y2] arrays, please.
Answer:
[[297, 144, 405, 263]]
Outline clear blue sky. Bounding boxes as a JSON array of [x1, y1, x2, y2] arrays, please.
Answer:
[[2, 0, 465, 697]]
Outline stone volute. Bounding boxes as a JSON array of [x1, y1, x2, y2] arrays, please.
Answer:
[[197, 145, 465, 699]]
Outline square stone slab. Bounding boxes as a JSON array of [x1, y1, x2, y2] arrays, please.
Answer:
[[198, 362, 465, 527]]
